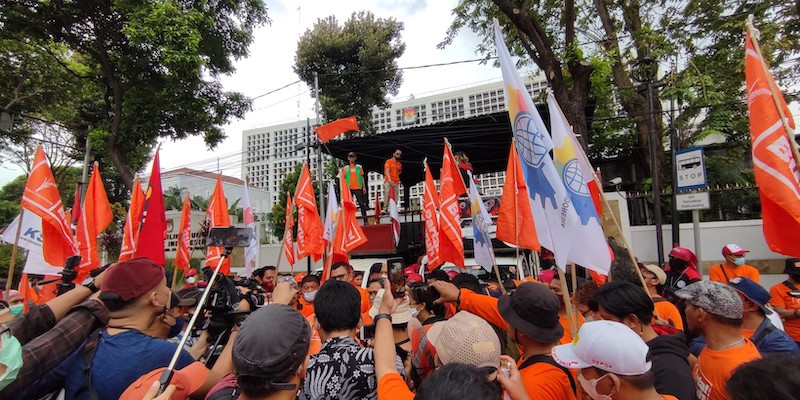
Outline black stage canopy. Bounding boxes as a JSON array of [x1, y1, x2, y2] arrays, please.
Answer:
[[321, 107, 552, 188]]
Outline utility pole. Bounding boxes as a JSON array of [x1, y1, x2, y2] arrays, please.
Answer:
[[314, 72, 325, 220], [669, 58, 680, 247]]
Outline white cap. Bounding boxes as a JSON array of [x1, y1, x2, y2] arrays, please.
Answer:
[[552, 321, 652, 375]]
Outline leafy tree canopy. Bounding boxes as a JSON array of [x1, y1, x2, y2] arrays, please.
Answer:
[[294, 11, 405, 132]]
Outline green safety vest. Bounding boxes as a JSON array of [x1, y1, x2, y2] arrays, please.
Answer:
[[343, 164, 365, 189]]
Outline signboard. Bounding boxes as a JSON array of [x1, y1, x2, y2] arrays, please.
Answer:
[[676, 192, 711, 211], [402, 107, 417, 125], [676, 147, 707, 190]]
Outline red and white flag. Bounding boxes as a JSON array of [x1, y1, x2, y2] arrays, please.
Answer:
[[20, 147, 76, 266], [438, 139, 467, 268], [174, 192, 192, 272], [333, 172, 368, 257], [388, 185, 400, 245], [118, 178, 144, 262], [745, 25, 800, 256], [422, 161, 441, 270]]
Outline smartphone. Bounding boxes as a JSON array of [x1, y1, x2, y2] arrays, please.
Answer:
[[387, 258, 406, 298], [360, 324, 376, 341], [207, 227, 254, 248]]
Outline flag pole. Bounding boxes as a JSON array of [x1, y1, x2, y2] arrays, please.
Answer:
[[511, 139, 523, 280], [556, 267, 578, 340], [5, 210, 25, 295], [745, 16, 800, 163], [171, 266, 180, 292], [570, 263, 580, 328]]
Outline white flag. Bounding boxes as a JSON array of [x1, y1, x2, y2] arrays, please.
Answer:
[[242, 182, 259, 277], [468, 172, 494, 272], [0, 213, 63, 275], [323, 181, 339, 242]]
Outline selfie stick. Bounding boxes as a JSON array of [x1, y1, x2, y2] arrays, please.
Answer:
[[157, 247, 233, 395]]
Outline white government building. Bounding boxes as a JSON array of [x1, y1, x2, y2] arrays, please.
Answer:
[[241, 75, 549, 211]]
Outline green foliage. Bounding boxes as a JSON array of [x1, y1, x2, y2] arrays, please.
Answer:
[[0, 244, 26, 288], [1, 0, 269, 187], [294, 11, 405, 131]]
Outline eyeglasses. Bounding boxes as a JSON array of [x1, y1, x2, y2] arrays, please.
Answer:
[[330, 273, 348, 281]]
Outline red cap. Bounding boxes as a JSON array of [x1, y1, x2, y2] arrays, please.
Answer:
[[407, 273, 423, 283], [445, 270, 459, 280], [119, 362, 208, 400], [538, 269, 557, 284], [99, 257, 164, 301], [722, 244, 749, 257], [403, 267, 416, 276], [185, 269, 197, 277]]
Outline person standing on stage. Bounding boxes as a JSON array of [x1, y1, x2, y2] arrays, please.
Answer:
[[342, 152, 370, 224], [383, 149, 402, 212]]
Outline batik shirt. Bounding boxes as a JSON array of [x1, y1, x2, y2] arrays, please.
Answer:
[[298, 336, 403, 400]]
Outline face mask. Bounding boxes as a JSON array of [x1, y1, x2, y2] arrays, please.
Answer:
[[9, 305, 23, 317], [578, 373, 616, 400], [583, 315, 595, 322], [263, 281, 275, 292], [411, 307, 420, 319], [0, 332, 23, 390], [303, 290, 317, 302], [732, 258, 745, 266], [669, 257, 688, 271], [167, 316, 185, 338], [186, 276, 196, 284]]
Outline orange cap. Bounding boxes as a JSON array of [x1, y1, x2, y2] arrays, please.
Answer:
[[294, 272, 308, 283], [119, 361, 208, 400]]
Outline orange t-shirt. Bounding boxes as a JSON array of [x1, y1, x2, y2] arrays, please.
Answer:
[[693, 340, 761, 400], [709, 263, 760, 283], [770, 282, 800, 341], [384, 158, 402, 184], [558, 313, 584, 345], [298, 297, 315, 318], [662, 396, 678, 400], [348, 165, 362, 189], [460, 289, 575, 400], [653, 298, 684, 330], [378, 372, 414, 400], [305, 314, 322, 357]]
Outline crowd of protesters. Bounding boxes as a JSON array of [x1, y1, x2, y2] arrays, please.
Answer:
[[1, 242, 800, 400]]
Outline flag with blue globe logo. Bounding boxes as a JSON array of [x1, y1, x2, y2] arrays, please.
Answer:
[[494, 21, 578, 271], [548, 93, 612, 274]]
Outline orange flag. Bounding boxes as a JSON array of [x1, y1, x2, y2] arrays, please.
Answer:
[[496, 143, 540, 250], [295, 163, 324, 261], [316, 116, 359, 143], [423, 161, 441, 270], [134, 150, 167, 265], [18, 273, 41, 305], [745, 26, 800, 256], [373, 190, 382, 225], [20, 147, 76, 266], [438, 139, 467, 268], [75, 163, 113, 271], [205, 176, 232, 274], [333, 173, 368, 257], [119, 178, 145, 262], [175, 193, 192, 272], [284, 193, 296, 267]]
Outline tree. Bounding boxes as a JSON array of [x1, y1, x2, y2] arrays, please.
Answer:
[[2, 0, 270, 188], [294, 11, 405, 131]]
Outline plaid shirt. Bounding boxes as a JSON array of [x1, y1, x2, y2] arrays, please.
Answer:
[[1, 299, 108, 396]]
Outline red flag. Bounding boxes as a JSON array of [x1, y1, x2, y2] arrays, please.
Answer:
[[134, 150, 167, 265], [75, 163, 113, 271], [438, 139, 467, 268], [71, 185, 81, 224], [315, 116, 359, 143], [373, 190, 382, 225], [496, 143, 540, 250], [284, 193, 296, 267], [175, 193, 192, 272], [295, 163, 324, 261], [205, 176, 232, 274], [423, 161, 441, 270], [745, 27, 800, 256], [333, 172, 368, 256], [21, 147, 76, 266], [119, 179, 145, 262]]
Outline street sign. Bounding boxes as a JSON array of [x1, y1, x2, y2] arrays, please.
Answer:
[[675, 147, 707, 190], [676, 192, 711, 210]]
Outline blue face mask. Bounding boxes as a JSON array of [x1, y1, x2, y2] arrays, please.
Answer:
[[733, 258, 746, 266], [168, 316, 185, 338], [9, 305, 23, 317], [0, 332, 23, 390]]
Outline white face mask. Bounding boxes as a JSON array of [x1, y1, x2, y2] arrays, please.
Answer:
[[411, 307, 420, 319], [303, 290, 317, 302], [578, 372, 617, 400], [186, 276, 196, 284]]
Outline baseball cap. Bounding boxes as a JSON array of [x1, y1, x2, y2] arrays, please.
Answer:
[[119, 361, 208, 400], [427, 311, 501, 369], [675, 280, 743, 319], [348, 152, 356, 157], [185, 269, 197, 277], [99, 257, 165, 301], [404, 267, 416, 276], [552, 320, 652, 375], [640, 264, 666, 285], [233, 304, 311, 387], [783, 258, 800, 275], [669, 247, 698, 267], [728, 277, 773, 315], [407, 273, 424, 284], [722, 244, 749, 257], [369, 289, 413, 324], [497, 282, 563, 343]]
